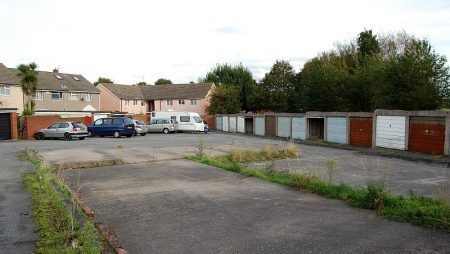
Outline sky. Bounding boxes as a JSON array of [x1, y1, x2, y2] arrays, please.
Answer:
[[0, 0, 449, 85]]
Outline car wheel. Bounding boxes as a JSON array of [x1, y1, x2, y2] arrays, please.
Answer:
[[140, 133, 146, 136], [64, 133, 72, 141], [79, 137, 85, 140], [89, 131, 95, 137], [36, 132, 45, 140], [163, 128, 169, 134], [126, 134, 132, 138], [113, 131, 120, 138]]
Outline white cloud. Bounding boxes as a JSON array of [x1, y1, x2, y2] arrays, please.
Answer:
[[0, 0, 449, 84]]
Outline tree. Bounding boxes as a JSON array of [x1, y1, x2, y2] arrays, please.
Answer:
[[258, 60, 296, 112], [357, 29, 380, 64], [155, 78, 172, 85], [135, 81, 147, 86], [94, 77, 113, 86], [200, 63, 255, 112], [206, 85, 241, 114], [17, 63, 38, 115]]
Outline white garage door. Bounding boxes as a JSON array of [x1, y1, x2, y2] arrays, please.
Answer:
[[222, 116, 229, 132], [376, 116, 406, 150], [237, 117, 245, 133], [229, 116, 237, 132]]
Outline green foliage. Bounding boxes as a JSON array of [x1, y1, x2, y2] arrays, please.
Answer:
[[154, 78, 173, 85], [357, 29, 381, 63], [205, 85, 241, 114], [258, 60, 296, 112], [93, 77, 113, 86], [22, 151, 103, 253], [17, 62, 38, 115], [189, 152, 450, 230], [200, 63, 255, 112]]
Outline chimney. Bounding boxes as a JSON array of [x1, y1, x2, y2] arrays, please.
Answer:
[[53, 68, 59, 73], [190, 81, 194, 84]]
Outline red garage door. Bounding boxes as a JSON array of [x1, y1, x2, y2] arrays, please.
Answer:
[[349, 117, 372, 147], [409, 117, 445, 155], [265, 115, 276, 137]]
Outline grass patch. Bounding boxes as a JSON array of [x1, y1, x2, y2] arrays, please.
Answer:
[[187, 154, 450, 231], [227, 143, 299, 163], [21, 150, 103, 253]]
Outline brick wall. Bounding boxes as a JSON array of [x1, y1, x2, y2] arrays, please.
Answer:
[[10, 113, 18, 140], [24, 115, 88, 139], [201, 115, 216, 129]]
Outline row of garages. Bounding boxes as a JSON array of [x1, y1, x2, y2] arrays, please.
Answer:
[[215, 110, 450, 155]]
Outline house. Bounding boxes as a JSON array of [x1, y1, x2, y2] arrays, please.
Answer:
[[97, 82, 215, 116], [0, 63, 100, 113]]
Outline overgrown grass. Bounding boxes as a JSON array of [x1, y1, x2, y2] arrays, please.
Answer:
[[187, 154, 450, 231], [227, 143, 299, 163], [21, 150, 103, 253]]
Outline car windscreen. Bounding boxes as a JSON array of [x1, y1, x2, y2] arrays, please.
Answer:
[[136, 120, 145, 125], [124, 118, 134, 126], [72, 122, 86, 128], [193, 116, 203, 123]]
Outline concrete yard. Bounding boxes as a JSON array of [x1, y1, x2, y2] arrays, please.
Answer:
[[1, 132, 449, 253], [62, 160, 450, 253]]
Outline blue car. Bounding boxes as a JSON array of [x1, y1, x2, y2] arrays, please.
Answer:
[[88, 117, 135, 138]]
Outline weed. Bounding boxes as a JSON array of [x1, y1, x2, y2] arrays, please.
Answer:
[[325, 159, 338, 183], [195, 135, 206, 159], [227, 143, 299, 163], [21, 150, 103, 253], [188, 154, 450, 231]]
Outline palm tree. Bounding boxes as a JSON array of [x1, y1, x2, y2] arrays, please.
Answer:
[[17, 63, 38, 115]]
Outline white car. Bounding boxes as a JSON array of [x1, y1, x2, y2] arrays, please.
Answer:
[[132, 120, 148, 136]]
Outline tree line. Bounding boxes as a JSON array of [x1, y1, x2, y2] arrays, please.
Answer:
[[202, 29, 450, 114]]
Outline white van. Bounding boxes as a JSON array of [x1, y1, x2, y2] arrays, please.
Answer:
[[151, 111, 205, 132]]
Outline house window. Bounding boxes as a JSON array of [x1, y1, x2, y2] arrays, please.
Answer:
[[125, 100, 129, 106], [167, 100, 173, 106], [190, 99, 197, 105], [51, 92, 63, 100], [133, 100, 138, 106], [141, 101, 145, 106], [34, 91, 43, 100], [69, 92, 79, 100], [85, 93, 92, 101], [0, 85, 11, 96], [178, 99, 185, 105]]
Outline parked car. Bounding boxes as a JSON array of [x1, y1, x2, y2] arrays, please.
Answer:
[[35, 122, 89, 141], [147, 118, 178, 134], [88, 117, 135, 138], [132, 120, 148, 136]]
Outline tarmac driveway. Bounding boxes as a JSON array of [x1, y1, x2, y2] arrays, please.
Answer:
[[62, 160, 450, 253]]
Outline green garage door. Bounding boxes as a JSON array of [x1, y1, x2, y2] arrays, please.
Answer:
[[0, 113, 11, 140]]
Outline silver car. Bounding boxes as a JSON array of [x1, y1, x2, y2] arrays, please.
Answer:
[[147, 118, 178, 134], [133, 120, 148, 136], [35, 121, 89, 140]]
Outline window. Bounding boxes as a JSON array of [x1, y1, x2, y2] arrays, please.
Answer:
[[72, 76, 80, 81], [0, 85, 11, 96], [94, 119, 103, 126], [85, 93, 92, 101], [171, 116, 176, 120], [69, 92, 79, 100], [193, 116, 203, 123], [178, 99, 185, 105], [133, 100, 138, 106], [54, 74, 63, 80], [124, 118, 134, 125], [49, 123, 60, 129], [125, 100, 129, 106], [60, 122, 69, 128], [103, 118, 113, 125], [112, 118, 122, 125], [180, 116, 190, 122], [190, 99, 197, 105], [34, 91, 43, 100], [167, 100, 173, 106], [51, 92, 63, 100], [141, 101, 145, 106], [136, 120, 145, 125]]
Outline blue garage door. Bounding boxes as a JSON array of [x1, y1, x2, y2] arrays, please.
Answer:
[[254, 117, 265, 136], [327, 117, 347, 144], [292, 117, 306, 140], [277, 117, 291, 138]]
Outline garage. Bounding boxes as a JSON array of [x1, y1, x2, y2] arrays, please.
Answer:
[[277, 116, 291, 138], [265, 115, 276, 137], [308, 117, 324, 140], [292, 117, 306, 140], [254, 116, 265, 136], [222, 116, 229, 132], [350, 117, 373, 147], [245, 116, 254, 134], [216, 116, 223, 131], [409, 117, 445, 155], [0, 113, 11, 140], [376, 116, 406, 150], [229, 116, 237, 133], [326, 116, 347, 144], [237, 116, 245, 133]]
